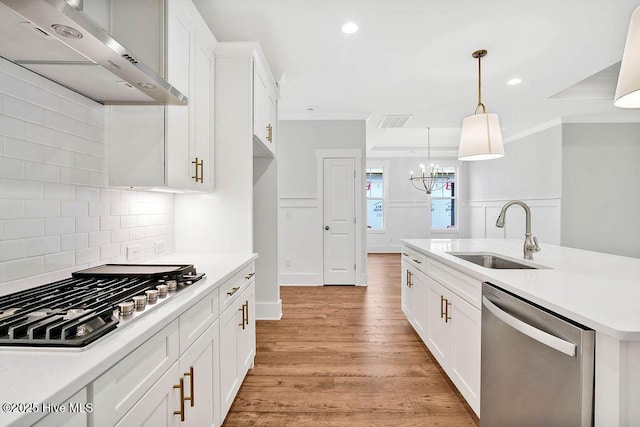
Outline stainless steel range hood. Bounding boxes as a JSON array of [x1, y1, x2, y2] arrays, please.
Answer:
[[0, 0, 187, 105]]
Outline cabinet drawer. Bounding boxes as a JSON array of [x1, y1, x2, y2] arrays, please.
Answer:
[[179, 288, 219, 354], [401, 247, 427, 272], [427, 258, 482, 309], [219, 263, 255, 314], [91, 320, 180, 427]]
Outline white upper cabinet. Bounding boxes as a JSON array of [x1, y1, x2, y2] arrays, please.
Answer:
[[104, 0, 216, 192], [253, 58, 278, 157]]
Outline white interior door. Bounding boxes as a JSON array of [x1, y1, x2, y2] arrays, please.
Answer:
[[323, 158, 356, 285]]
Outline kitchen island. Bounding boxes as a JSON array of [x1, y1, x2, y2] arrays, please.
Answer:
[[0, 253, 257, 427], [402, 238, 640, 426]]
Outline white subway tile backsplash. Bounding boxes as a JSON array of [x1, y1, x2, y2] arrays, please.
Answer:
[[25, 162, 60, 183], [100, 243, 120, 260], [44, 183, 75, 201], [3, 219, 44, 239], [0, 200, 25, 219], [26, 200, 60, 218], [61, 233, 88, 251], [44, 147, 74, 167], [76, 216, 99, 233], [111, 228, 129, 243], [61, 200, 88, 217], [25, 236, 60, 257], [75, 247, 99, 265], [2, 95, 44, 124], [4, 137, 43, 162], [0, 240, 26, 262], [100, 216, 119, 231], [2, 179, 43, 199], [44, 251, 74, 273], [75, 186, 100, 201], [89, 201, 110, 217], [0, 71, 25, 98], [24, 83, 59, 111], [0, 59, 174, 286], [60, 167, 88, 186], [25, 123, 60, 147], [88, 231, 110, 247], [0, 158, 24, 179], [45, 217, 75, 236], [4, 257, 44, 281], [0, 114, 25, 139]]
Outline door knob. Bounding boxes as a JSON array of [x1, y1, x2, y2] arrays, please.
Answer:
[[325, 226, 330, 230]]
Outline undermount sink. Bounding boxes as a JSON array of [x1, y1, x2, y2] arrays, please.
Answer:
[[446, 252, 547, 270]]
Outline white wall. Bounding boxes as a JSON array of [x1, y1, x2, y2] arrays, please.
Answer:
[[562, 123, 640, 258], [366, 157, 461, 253], [0, 59, 175, 294], [278, 120, 367, 285], [463, 124, 563, 245]]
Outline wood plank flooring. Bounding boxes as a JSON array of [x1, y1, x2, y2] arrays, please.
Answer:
[[224, 253, 479, 426]]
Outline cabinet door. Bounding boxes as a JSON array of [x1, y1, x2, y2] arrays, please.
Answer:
[[411, 267, 428, 342], [166, 0, 194, 190], [33, 388, 88, 427], [426, 277, 453, 369], [115, 363, 181, 427], [237, 281, 256, 376], [449, 292, 481, 414], [219, 301, 241, 419], [253, 64, 267, 145], [181, 320, 221, 427], [193, 25, 216, 191]]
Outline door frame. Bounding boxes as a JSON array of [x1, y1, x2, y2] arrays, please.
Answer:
[[315, 149, 365, 286]]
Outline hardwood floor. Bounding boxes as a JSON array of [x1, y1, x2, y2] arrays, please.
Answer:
[[224, 253, 479, 426]]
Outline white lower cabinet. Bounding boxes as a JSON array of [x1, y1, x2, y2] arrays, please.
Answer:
[[90, 261, 255, 427], [220, 280, 256, 422], [33, 388, 89, 427], [402, 247, 481, 416]]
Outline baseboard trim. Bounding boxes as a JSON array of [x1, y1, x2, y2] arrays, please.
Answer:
[[255, 299, 282, 320]]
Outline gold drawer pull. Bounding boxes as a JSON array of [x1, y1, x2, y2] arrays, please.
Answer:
[[412, 258, 422, 264], [266, 124, 273, 142], [440, 295, 446, 319], [245, 272, 255, 280], [239, 304, 246, 330], [445, 301, 452, 323], [227, 286, 240, 297], [173, 378, 185, 421], [183, 366, 194, 407]]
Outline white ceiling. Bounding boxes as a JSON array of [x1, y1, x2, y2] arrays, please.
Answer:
[[193, 0, 640, 157]]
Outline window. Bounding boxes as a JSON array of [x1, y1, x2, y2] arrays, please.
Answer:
[[430, 167, 457, 230], [366, 167, 385, 230]]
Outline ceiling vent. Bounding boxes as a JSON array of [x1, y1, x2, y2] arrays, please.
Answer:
[[378, 115, 412, 128]]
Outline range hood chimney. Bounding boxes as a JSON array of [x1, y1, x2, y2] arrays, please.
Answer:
[[0, 0, 187, 105]]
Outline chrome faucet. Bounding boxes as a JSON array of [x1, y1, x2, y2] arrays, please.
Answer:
[[496, 200, 541, 260]]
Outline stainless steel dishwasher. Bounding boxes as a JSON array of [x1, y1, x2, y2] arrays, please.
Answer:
[[481, 283, 595, 426]]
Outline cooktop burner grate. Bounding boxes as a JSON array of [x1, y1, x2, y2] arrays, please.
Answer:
[[0, 264, 204, 348]]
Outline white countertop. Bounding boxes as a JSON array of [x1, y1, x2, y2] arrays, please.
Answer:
[[402, 239, 640, 341], [0, 252, 257, 427]]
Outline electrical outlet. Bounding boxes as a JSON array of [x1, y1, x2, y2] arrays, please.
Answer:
[[154, 240, 165, 254], [285, 259, 291, 268], [126, 244, 142, 261], [285, 211, 292, 219]]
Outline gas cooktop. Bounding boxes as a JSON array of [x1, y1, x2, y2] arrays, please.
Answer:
[[0, 264, 205, 348]]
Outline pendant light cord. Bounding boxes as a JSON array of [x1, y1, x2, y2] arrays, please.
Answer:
[[474, 50, 487, 114]]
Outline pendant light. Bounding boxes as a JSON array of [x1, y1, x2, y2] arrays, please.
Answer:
[[458, 49, 505, 161], [615, 5, 640, 108]]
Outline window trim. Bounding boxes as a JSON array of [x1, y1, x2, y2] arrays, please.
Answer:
[[429, 164, 459, 231], [366, 161, 389, 233]]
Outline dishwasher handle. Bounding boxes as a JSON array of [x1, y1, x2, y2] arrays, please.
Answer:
[[482, 296, 577, 357]]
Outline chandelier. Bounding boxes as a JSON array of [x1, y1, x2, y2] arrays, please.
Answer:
[[409, 128, 454, 195]]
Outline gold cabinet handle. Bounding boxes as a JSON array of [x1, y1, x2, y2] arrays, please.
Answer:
[[227, 286, 240, 297], [402, 252, 409, 256], [245, 272, 255, 280], [239, 304, 246, 330], [407, 270, 413, 288], [266, 124, 273, 143], [173, 378, 185, 422], [412, 258, 422, 264], [244, 301, 249, 326], [440, 295, 446, 319], [191, 158, 204, 183], [183, 366, 194, 407], [445, 300, 452, 323], [405, 270, 410, 287]]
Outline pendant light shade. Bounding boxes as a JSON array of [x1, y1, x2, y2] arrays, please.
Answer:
[[459, 113, 504, 160], [458, 49, 505, 161], [615, 5, 640, 108]]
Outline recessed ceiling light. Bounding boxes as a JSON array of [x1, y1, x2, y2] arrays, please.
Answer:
[[342, 22, 358, 34], [507, 78, 522, 86]]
